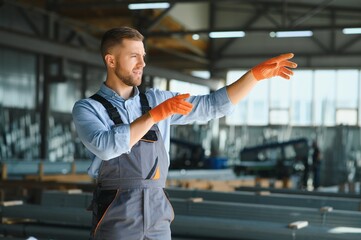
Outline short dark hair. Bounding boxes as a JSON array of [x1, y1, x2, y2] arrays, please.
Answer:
[[100, 27, 144, 59]]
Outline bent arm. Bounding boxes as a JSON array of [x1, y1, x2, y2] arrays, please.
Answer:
[[129, 112, 155, 147], [73, 94, 192, 160], [72, 101, 155, 160]]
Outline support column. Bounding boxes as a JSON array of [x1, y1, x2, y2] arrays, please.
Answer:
[[40, 56, 50, 160]]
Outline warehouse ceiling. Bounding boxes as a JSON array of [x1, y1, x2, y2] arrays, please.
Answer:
[[4, 0, 361, 74]]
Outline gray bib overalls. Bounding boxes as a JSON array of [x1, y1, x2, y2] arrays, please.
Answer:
[[89, 93, 174, 240]]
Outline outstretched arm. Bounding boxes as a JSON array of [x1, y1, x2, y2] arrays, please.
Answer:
[[226, 53, 297, 105], [131, 54, 297, 148]]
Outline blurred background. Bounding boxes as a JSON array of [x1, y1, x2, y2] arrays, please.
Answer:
[[0, 0, 361, 239]]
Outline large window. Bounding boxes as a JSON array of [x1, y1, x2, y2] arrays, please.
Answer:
[[50, 61, 82, 113], [225, 71, 247, 125], [291, 70, 312, 125], [169, 79, 210, 95], [0, 48, 36, 109], [225, 69, 361, 126], [86, 66, 106, 97], [269, 76, 291, 124], [249, 80, 269, 125], [153, 76, 168, 91], [335, 70, 359, 125], [314, 70, 336, 126]]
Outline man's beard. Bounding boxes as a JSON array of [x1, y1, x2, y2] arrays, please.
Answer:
[[114, 66, 142, 87], [116, 73, 138, 86], [115, 62, 142, 87]]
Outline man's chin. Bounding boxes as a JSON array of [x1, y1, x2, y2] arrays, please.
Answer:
[[135, 76, 142, 86], [128, 80, 142, 87]]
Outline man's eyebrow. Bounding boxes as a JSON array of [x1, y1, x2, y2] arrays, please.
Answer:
[[130, 52, 146, 56]]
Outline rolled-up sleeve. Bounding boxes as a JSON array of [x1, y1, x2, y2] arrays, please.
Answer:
[[72, 100, 131, 160]]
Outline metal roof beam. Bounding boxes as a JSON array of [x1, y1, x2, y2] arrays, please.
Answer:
[[146, 24, 361, 37], [54, 0, 361, 12], [0, 28, 219, 89], [215, 4, 269, 58], [0, 28, 102, 66], [145, 4, 175, 31], [290, 0, 335, 27]]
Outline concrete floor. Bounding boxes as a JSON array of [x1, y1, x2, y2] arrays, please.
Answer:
[[173, 236, 241, 240], [173, 237, 208, 240]]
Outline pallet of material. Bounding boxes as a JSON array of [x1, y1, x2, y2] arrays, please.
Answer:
[[167, 178, 292, 192], [0, 160, 92, 183]]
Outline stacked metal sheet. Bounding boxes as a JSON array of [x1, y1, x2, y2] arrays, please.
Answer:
[[0, 188, 360, 240], [0, 107, 88, 161]]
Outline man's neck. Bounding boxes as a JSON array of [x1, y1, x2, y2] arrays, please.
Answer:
[[104, 79, 134, 100]]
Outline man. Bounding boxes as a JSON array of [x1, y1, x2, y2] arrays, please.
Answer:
[[72, 26, 297, 240], [312, 140, 321, 190]]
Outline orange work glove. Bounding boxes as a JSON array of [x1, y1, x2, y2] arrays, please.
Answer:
[[149, 94, 193, 122], [251, 53, 297, 81]]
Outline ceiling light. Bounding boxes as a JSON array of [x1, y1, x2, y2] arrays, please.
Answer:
[[209, 31, 245, 38], [328, 227, 361, 234], [342, 28, 361, 35], [192, 34, 200, 40], [128, 2, 170, 10], [270, 30, 313, 38]]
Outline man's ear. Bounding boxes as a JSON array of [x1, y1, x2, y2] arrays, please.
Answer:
[[105, 54, 115, 68]]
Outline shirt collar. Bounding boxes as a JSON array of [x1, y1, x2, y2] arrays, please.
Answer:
[[99, 83, 140, 100]]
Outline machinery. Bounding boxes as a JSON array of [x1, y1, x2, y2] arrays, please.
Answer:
[[233, 138, 309, 179], [169, 138, 205, 169]]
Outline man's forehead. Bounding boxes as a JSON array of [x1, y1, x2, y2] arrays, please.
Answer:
[[121, 39, 145, 51]]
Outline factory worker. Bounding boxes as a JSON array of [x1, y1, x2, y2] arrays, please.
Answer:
[[72, 26, 297, 240]]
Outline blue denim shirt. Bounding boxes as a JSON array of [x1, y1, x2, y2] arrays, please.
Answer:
[[72, 83, 234, 178]]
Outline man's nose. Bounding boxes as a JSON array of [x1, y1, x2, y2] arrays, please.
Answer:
[[139, 56, 146, 67]]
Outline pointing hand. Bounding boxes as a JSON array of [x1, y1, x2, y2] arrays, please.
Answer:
[[251, 53, 297, 80], [149, 94, 193, 122]]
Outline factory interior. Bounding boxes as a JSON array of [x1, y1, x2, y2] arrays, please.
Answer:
[[1, 0, 361, 239]]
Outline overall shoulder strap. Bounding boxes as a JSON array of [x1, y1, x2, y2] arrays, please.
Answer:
[[90, 94, 123, 125], [139, 92, 151, 114], [138, 92, 158, 142]]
